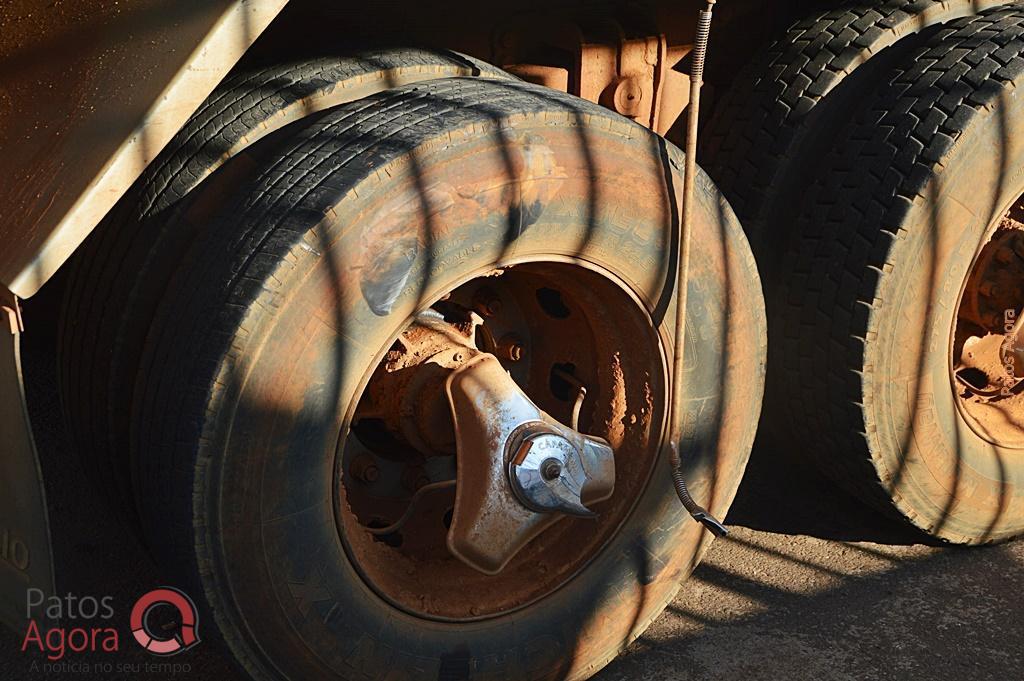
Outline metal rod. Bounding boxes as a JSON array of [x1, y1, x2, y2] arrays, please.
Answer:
[[554, 367, 588, 431], [668, 0, 728, 538]]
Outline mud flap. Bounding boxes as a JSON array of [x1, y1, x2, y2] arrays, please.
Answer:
[[0, 297, 55, 631]]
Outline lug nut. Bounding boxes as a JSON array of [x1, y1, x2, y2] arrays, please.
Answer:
[[980, 281, 999, 297], [402, 466, 431, 492], [472, 288, 503, 317], [496, 334, 525, 362], [350, 454, 380, 484]]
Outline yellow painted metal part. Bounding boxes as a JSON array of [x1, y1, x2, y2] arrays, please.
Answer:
[[0, 0, 288, 298]]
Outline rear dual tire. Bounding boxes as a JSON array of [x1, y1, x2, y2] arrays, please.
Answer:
[[709, 2, 1024, 542], [67, 72, 765, 678], [777, 6, 1024, 543]]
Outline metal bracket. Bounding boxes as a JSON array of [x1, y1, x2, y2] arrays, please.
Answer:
[[498, 18, 692, 135]]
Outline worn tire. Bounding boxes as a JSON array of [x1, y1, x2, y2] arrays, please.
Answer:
[[133, 78, 765, 680], [702, 0, 1005, 266], [58, 49, 508, 506], [777, 5, 1024, 543]]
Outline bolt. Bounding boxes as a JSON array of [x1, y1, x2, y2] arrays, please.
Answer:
[[472, 288, 503, 317], [541, 458, 563, 481], [496, 334, 525, 362], [980, 281, 999, 298], [402, 466, 431, 492], [350, 455, 380, 484], [612, 77, 644, 117]]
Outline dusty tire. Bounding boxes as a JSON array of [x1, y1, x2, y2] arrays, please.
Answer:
[[58, 49, 509, 505], [702, 0, 1004, 265], [133, 78, 764, 679], [777, 6, 1024, 543]]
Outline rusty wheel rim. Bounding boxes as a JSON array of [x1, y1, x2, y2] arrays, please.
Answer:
[[334, 259, 667, 621], [951, 205, 1024, 449]]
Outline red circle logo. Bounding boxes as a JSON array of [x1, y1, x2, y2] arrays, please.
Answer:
[[129, 587, 200, 655]]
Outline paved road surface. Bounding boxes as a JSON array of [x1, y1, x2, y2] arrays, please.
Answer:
[[2, 336, 1021, 680]]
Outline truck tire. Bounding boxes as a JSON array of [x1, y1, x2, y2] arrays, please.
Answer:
[[777, 5, 1024, 543], [132, 78, 765, 680], [702, 0, 1004, 266], [59, 49, 509, 508]]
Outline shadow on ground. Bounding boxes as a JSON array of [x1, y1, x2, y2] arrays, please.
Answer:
[[726, 435, 930, 545], [595, 437, 1023, 681]]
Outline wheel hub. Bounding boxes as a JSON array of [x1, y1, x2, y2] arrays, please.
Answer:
[[508, 427, 608, 517], [357, 309, 616, 575], [952, 214, 1024, 445], [447, 353, 614, 574], [338, 261, 664, 620]]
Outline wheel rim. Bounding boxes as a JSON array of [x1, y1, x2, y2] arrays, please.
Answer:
[[334, 259, 667, 621], [951, 204, 1024, 448]]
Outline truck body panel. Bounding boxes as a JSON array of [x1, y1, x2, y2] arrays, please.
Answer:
[[0, 0, 286, 298]]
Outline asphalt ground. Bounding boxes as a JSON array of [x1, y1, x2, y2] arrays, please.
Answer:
[[2, 332, 1022, 681]]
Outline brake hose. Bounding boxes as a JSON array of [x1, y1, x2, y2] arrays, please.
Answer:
[[669, 0, 729, 538]]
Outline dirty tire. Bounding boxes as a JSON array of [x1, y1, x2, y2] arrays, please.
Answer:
[[701, 0, 1004, 264], [777, 6, 1024, 543], [58, 49, 509, 507], [133, 78, 765, 680]]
